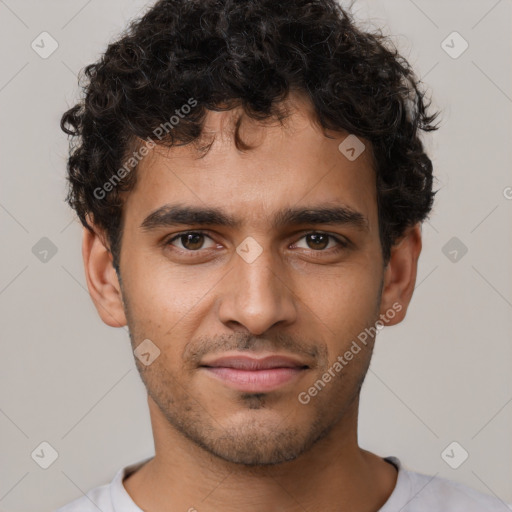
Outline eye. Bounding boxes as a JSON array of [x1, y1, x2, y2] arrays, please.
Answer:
[[167, 231, 217, 251], [293, 232, 348, 251]]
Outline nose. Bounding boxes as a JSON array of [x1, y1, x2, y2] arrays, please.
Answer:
[[217, 246, 298, 335]]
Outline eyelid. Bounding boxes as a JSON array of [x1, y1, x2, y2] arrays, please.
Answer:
[[291, 231, 350, 250], [165, 230, 217, 250]]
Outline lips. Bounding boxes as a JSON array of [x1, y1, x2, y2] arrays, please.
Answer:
[[199, 354, 310, 392], [200, 355, 309, 370]]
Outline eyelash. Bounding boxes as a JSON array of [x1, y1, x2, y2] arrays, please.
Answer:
[[164, 230, 350, 255]]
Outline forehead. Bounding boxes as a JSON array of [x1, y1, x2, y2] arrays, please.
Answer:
[[122, 97, 378, 233]]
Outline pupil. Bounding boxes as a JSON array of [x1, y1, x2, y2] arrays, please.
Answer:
[[183, 233, 203, 250], [307, 234, 328, 250]]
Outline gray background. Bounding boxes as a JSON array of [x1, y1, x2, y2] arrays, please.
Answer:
[[0, 0, 511, 510]]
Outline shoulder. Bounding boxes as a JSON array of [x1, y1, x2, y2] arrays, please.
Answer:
[[410, 472, 510, 511], [386, 457, 511, 511], [54, 457, 152, 512], [54, 481, 113, 512]]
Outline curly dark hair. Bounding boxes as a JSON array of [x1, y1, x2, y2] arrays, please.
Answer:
[[61, 0, 439, 273]]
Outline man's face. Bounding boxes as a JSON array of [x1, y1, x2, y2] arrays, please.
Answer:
[[115, 97, 388, 466]]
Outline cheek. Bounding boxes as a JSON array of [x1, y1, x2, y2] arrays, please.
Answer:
[[121, 260, 228, 365], [124, 253, 222, 321], [295, 260, 381, 331]]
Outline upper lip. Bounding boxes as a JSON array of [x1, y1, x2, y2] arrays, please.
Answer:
[[200, 354, 309, 370]]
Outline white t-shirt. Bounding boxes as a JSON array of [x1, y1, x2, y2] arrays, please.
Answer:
[[55, 456, 510, 511]]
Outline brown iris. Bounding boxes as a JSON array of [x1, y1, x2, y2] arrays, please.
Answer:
[[306, 233, 329, 250], [180, 233, 205, 250]]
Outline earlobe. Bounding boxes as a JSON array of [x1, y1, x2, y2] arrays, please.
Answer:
[[82, 225, 127, 328], [379, 223, 422, 326]]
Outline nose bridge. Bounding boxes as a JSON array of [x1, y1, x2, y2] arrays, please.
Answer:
[[218, 243, 297, 334], [239, 250, 281, 300]]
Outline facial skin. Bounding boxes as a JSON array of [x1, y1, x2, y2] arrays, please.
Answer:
[[83, 93, 422, 511]]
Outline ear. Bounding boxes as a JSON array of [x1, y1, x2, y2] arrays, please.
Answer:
[[379, 222, 422, 326], [82, 222, 127, 328]]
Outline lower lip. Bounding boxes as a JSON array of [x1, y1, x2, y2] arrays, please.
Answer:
[[201, 367, 306, 392]]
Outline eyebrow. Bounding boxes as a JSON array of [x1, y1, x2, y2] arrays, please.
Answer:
[[140, 204, 369, 233]]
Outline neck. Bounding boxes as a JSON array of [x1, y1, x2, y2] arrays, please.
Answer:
[[124, 396, 397, 512]]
